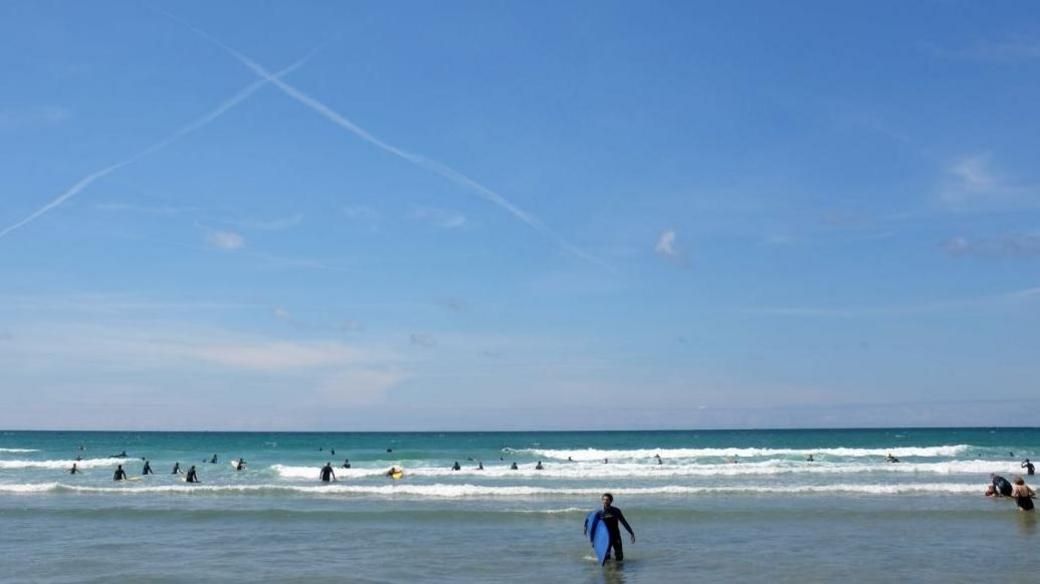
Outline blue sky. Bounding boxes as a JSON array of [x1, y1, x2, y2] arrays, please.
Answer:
[[1, 1, 1038, 430]]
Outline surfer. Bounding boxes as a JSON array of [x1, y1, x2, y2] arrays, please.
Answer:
[[568, 456, 573, 462], [1022, 459, 1035, 476], [886, 453, 900, 463], [210, 454, 218, 464], [386, 466, 402, 478], [657, 458, 663, 465], [386, 448, 393, 453], [69, 463, 78, 475], [451, 461, 461, 471], [320, 462, 337, 482], [1011, 476, 1035, 511], [171, 462, 181, 475], [185, 465, 199, 483], [535, 461, 544, 470], [806, 454, 814, 462], [510, 462, 519, 470], [142, 460, 153, 475], [476, 462, 484, 470], [235, 458, 246, 471], [585, 493, 635, 561], [111, 450, 127, 458], [113, 465, 127, 481], [991, 474, 1014, 497], [342, 459, 351, 469]]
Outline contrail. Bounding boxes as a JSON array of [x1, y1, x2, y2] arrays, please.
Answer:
[[161, 13, 611, 270], [0, 53, 315, 241]]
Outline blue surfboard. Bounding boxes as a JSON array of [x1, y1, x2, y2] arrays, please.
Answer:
[[585, 511, 611, 565]]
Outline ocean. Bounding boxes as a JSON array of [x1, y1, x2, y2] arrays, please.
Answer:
[[1, 428, 1037, 583]]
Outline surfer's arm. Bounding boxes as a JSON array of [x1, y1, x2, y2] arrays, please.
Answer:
[[618, 512, 635, 540]]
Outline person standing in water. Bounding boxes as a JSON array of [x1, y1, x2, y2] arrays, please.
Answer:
[[113, 465, 127, 481], [320, 462, 337, 482], [235, 458, 246, 471], [1022, 459, 1035, 476], [142, 460, 153, 475], [451, 461, 461, 471], [185, 465, 199, 483], [171, 462, 181, 475], [69, 463, 79, 475], [341, 459, 351, 469], [585, 493, 635, 561], [209, 454, 218, 464], [1011, 476, 1035, 511]]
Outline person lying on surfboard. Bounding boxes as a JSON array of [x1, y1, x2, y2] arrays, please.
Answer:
[[585, 493, 635, 561]]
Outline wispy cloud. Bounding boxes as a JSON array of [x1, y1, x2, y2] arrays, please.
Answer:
[[942, 234, 1040, 259], [410, 206, 467, 229], [161, 13, 610, 269], [939, 154, 1038, 210], [0, 51, 316, 242], [0, 105, 71, 129], [654, 229, 689, 266], [924, 36, 1040, 62], [206, 230, 245, 250], [733, 285, 1040, 318], [410, 333, 437, 347]]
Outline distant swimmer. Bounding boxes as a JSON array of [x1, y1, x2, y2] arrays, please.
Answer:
[[79, 444, 85, 451], [476, 462, 484, 470], [113, 465, 127, 481], [604, 458, 609, 464], [320, 462, 337, 482], [584, 493, 635, 562], [1010, 452, 1015, 458], [172, 462, 181, 475], [111, 450, 127, 458], [535, 461, 544, 470], [1011, 476, 1035, 511], [991, 474, 1014, 497], [235, 458, 246, 471], [452, 461, 461, 471], [210, 454, 218, 464], [568, 456, 574, 462], [657, 458, 663, 465], [331, 449, 336, 456], [886, 453, 900, 463], [386, 466, 403, 479], [806, 454, 815, 463], [1022, 459, 1035, 476], [386, 448, 393, 453], [142, 460, 153, 475], [342, 459, 351, 469], [185, 465, 199, 483], [69, 463, 78, 475], [510, 462, 519, 470]]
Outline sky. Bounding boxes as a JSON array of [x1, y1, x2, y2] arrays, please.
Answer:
[[1, 1, 1039, 430]]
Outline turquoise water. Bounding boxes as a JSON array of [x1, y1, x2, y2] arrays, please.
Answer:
[[2, 428, 1038, 582]]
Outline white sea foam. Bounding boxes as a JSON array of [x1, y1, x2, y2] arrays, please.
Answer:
[[506, 445, 973, 461], [0, 448, 39, 453], [271, 459, 1017, 480], [0, 482, 983, 497], [0, 457, 137, 470]]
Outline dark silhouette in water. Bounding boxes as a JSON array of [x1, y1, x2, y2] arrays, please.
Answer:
[[185, 466, 199, 483], [113, 465, 126, 481], [320, 462, 337, 482], [142, 460, 153, 475]]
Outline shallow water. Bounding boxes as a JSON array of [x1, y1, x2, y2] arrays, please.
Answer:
[[1, 428, 1037, 582]]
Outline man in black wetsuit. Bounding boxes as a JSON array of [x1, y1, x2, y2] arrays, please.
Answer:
[[451, 461, 461, 471], [235, 458, 246, 471], [185, 465, 199, 483], [342, 459, 351, 469], [209, 454, 218, 464], [172, 462, 181, 475], [113, 465, 127, 481], [991, 473, 1013, 497], [1022, 459, 1035, 476], [142, 460, 153, 475], [320, 462, 337, 482], [69, 463, 78, 475], [585, 493, 635, 561]]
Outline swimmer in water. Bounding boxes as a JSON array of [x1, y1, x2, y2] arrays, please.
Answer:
[[113, 465, 127, 481], [185, 465, 199, 483], [451, 461, 461, 471], [69, 463, 78, 475], [341, 459, 351, 469], [476, 462, 484, 470], [1022, 459, 1035, 476], [510, 462, 519, 470], [320, 462, 337, 482], [1011, 476, 1035, 511], [171, 462, 181, 475], [535, 461, 544, 470], [142, 460, 153, 475], [235, 458, 246, 471]]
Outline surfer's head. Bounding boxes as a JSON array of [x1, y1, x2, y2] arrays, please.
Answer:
[[601, 493, 613, 507]]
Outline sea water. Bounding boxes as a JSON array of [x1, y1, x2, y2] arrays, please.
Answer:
[[1, 428, 1037, 583]]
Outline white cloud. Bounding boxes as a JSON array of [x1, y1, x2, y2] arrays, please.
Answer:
[[0, 105, 71, 128], [410, 207, 467, 229], [654, 229, 689, 266], [207, 230, 245, 250], [939, 154, 1039, 210], [273, 307, 292, 321]]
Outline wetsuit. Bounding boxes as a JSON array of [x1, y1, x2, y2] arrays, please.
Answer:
[[69, 466, 77, 475], [142, 462, 153, 475], [1016, 492, 1035, 511], [185, 468, 199, 483], [452, 462, 461, 471], [113, 467, 126, 481], [236, 460, 245, 471], [320, 465, 336, 482], [172, 463, 180, 474], [589, 506, 634, 561], [1023, 461, 1035, 476], [210, 455, 218, 464], [993, 475, 1013, 497], [342, 460, 351, 469]]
